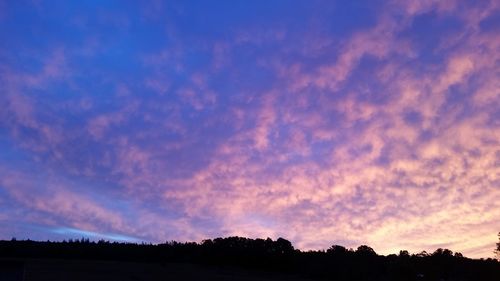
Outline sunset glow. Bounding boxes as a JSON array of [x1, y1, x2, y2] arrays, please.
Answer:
[[1, 1, 499, 258]]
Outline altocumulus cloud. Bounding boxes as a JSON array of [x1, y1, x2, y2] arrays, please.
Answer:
[[0, 0, 499, 258]]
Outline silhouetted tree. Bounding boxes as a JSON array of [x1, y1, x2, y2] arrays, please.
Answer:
[[398, 250, 410, 257], [326, 244, 347, 255], [275, 237, 294, 254], [496, 232, 500, 260], [454, 252, 463, 258], [1, 237, 499, 280], [432, 248, 453, 257], [356, 245, 377, 256], [415, 250, 429, 257]]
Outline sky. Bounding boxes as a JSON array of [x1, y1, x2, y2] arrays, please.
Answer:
[[0, 0, 499, 259]]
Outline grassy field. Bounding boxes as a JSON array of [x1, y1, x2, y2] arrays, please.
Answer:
[[1, 258, 314, 281]]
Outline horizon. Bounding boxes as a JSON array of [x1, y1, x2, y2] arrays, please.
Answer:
[[1, 1, 499, 259], [1, 235, 494, 260]]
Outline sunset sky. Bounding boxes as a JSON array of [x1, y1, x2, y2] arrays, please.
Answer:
[[1, 0, 499, 258]]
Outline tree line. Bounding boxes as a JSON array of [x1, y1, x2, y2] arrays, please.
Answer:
[[1, 236, 499, 280]]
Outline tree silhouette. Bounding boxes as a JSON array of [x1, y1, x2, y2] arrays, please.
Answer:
[[1, 236, 499, 280], [398, 250, 409, 257], [432, 248, 453, 257], [326, 244, 348, 255], [355, 245, 377, 256], [496, 232, 500, 260]]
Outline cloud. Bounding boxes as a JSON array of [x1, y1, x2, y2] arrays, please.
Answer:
[[52, 227, 142, 243], [253, 93, 277, 150], [0, 0, 498, 259], [154, 1, 500, 258]]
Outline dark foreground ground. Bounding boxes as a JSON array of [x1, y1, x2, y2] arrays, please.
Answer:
[[0, 258, 314, 281]]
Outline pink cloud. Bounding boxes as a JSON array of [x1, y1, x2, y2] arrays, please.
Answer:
[[0, 167, 128, 233], [151, 2, 500, 258], [253, 94, 277, 150]]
